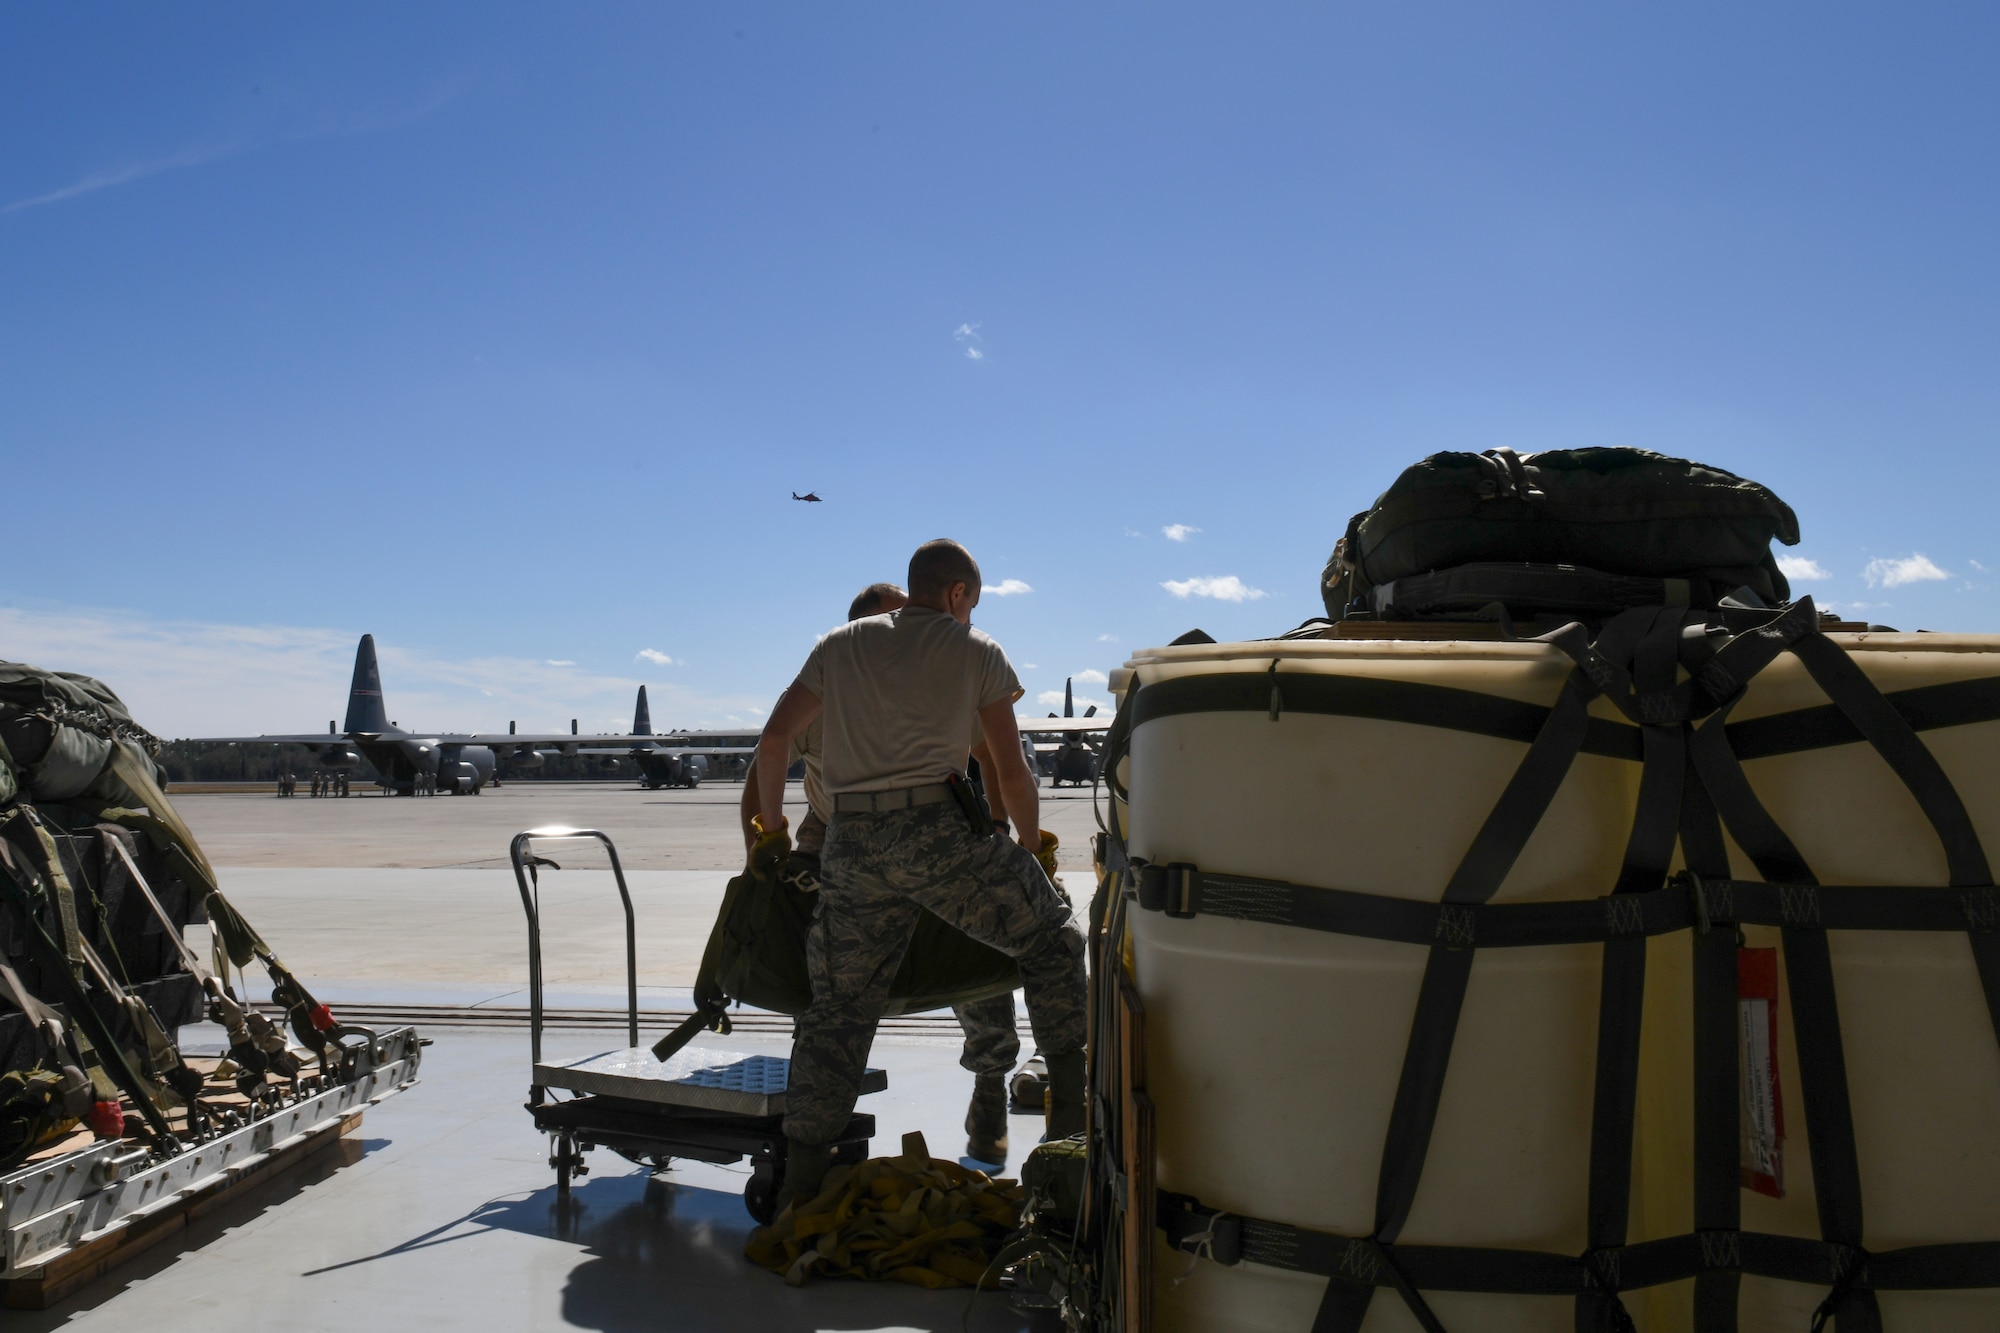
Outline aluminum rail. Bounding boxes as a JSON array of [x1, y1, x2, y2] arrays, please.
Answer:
[[0, 1026, 422, 1277], [508, 827, 639, 1084]]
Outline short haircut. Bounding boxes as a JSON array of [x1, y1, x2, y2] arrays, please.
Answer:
[[908, 539, 981, 603], [847, 582, 906, 621]]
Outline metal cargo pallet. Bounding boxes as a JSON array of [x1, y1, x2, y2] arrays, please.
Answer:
[[0, 1025, 422, 1308]]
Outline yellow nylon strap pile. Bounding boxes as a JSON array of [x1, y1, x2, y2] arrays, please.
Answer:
[[745, 1131, 1024, 1289]]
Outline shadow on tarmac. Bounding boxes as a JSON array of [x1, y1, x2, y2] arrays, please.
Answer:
[[301, 1169, 1044, 1333], [14, 1135, 387, 1331]]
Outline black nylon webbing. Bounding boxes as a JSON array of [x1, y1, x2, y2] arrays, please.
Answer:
[[1159, 1190, 2000, 1294], [1582, 610, 1688, 1331], [1788, 634, 1992, 889], [1131, 656, 2000, 766], [1131, 865, 2000, 943], [1679, 758, 1742, 1330], [1324, 617, 1630, 1333], [1691, 703, 1882, 1333]]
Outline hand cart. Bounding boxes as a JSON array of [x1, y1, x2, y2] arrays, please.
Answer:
[[510, 826, 883, 1222]]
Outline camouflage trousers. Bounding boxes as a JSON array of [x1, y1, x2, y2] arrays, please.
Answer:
[[953, 993, 1021, 1077], [783, 801, 1087, 1146]]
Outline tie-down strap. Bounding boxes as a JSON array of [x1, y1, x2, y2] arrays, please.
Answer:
[[1132, 859, 2000, 946], [1156, 1190, 2000, 1295]]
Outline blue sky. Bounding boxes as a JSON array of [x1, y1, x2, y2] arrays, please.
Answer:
[[5, 5, 1999, 736]]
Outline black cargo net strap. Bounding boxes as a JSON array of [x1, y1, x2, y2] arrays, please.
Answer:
[[1129, 658, 2000, 766], [1131, 865, 2000, 943], [1158, 1190, 2000, 1296], [1126, 601, 2000, 1329], [1583, 608, 1692, 1332], [1318, 610, 1666, 1333]]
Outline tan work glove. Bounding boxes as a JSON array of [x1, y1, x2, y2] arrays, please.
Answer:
[[749, 814, 792, 882], [1034, 830, 1059, 881]]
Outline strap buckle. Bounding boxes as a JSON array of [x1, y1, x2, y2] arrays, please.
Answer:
[[1135, 861, 1201, 918], [1173, 1210, 1242, 1267]]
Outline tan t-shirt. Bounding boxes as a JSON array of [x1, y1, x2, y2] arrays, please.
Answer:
[[795, 606, 1020, 796], [789, 719, 829, 822], [791, 713, 986, 822]]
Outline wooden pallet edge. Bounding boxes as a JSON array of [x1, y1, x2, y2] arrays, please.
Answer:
[[3, 1109, 366, 1310]]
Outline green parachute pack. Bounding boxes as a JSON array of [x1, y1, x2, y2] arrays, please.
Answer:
[[652, 850, 1023, 1060]]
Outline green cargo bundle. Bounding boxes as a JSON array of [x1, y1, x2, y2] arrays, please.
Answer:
[[1321, 447, 1802, 620], [0, 658, 344, 1172]]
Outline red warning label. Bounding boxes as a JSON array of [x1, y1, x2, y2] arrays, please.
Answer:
[[1738, 946, 1786, 1198]]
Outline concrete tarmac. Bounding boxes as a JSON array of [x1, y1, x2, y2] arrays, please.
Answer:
[[187, 780, 1102, 989], [176, 779, 1108, 870]]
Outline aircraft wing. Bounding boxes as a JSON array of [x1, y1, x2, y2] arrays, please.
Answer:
[[182, 735, 350, 746], [1015, 717, 1111, 735], [568, 744, 758, 757], [457, 733, 753, 748]]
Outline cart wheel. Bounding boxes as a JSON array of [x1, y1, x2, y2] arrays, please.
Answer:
[[551, 1133, 587, 1197], [745, 1157, 784, 1225]]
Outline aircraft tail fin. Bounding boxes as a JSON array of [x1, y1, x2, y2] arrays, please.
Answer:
[[1064, 678, 1074, 717], [634, 685, 653, 735], [343, 635, 391, 734]]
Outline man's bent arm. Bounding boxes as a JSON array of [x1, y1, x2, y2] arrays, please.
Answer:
[[755, 683, 822, 841], [739, 755, 764, 856], [977, 700, 1039, 852]]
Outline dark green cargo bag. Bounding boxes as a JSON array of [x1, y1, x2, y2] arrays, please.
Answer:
[[1321, 447, 1800, 618], [703, 854, 1021, 1019], [0, 1065, 86, 1170]]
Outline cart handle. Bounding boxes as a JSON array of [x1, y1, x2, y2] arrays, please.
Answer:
[[508, 828, 640, 1083]]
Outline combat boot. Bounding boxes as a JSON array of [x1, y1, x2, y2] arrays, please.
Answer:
[[773, 1138, 834, 1217], [964, 1071, 1009, 1165], [1043, 1048, 1087, 1139]]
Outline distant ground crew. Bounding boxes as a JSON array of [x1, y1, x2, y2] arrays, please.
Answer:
[[742, 579, 1028, 1167], [751, 539, 1088, 1211]]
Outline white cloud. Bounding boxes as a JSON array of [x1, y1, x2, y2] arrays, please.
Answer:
[[1972, 559, 1988, 574], [1122, 528, 1143, 538], [964, 346, 984, 361], [636, 649, 680, 666], [1073, 669, 1108, 684], [546, 659, 576, 667], [1035, 690, 1109, 711], [1863, 554, 1949, 589], [954, 322, 982, 342], [1021, 663, 1038, 670], [1161, 575, 1267, 602], [0, 602, 765, 736], [1162, 524, 1201, 543], [988, 579, 1033, 597], [1097, 633, 1119, 642], [1776, 556, 1830, 581]]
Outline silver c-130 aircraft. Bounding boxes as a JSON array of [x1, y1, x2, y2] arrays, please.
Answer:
[[192, 635, 751, 795]]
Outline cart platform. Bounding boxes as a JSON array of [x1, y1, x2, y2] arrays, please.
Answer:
[[535, 1047, 887, 1117]]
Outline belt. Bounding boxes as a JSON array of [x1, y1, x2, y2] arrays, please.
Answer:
[[832, 783, 954, 813]]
